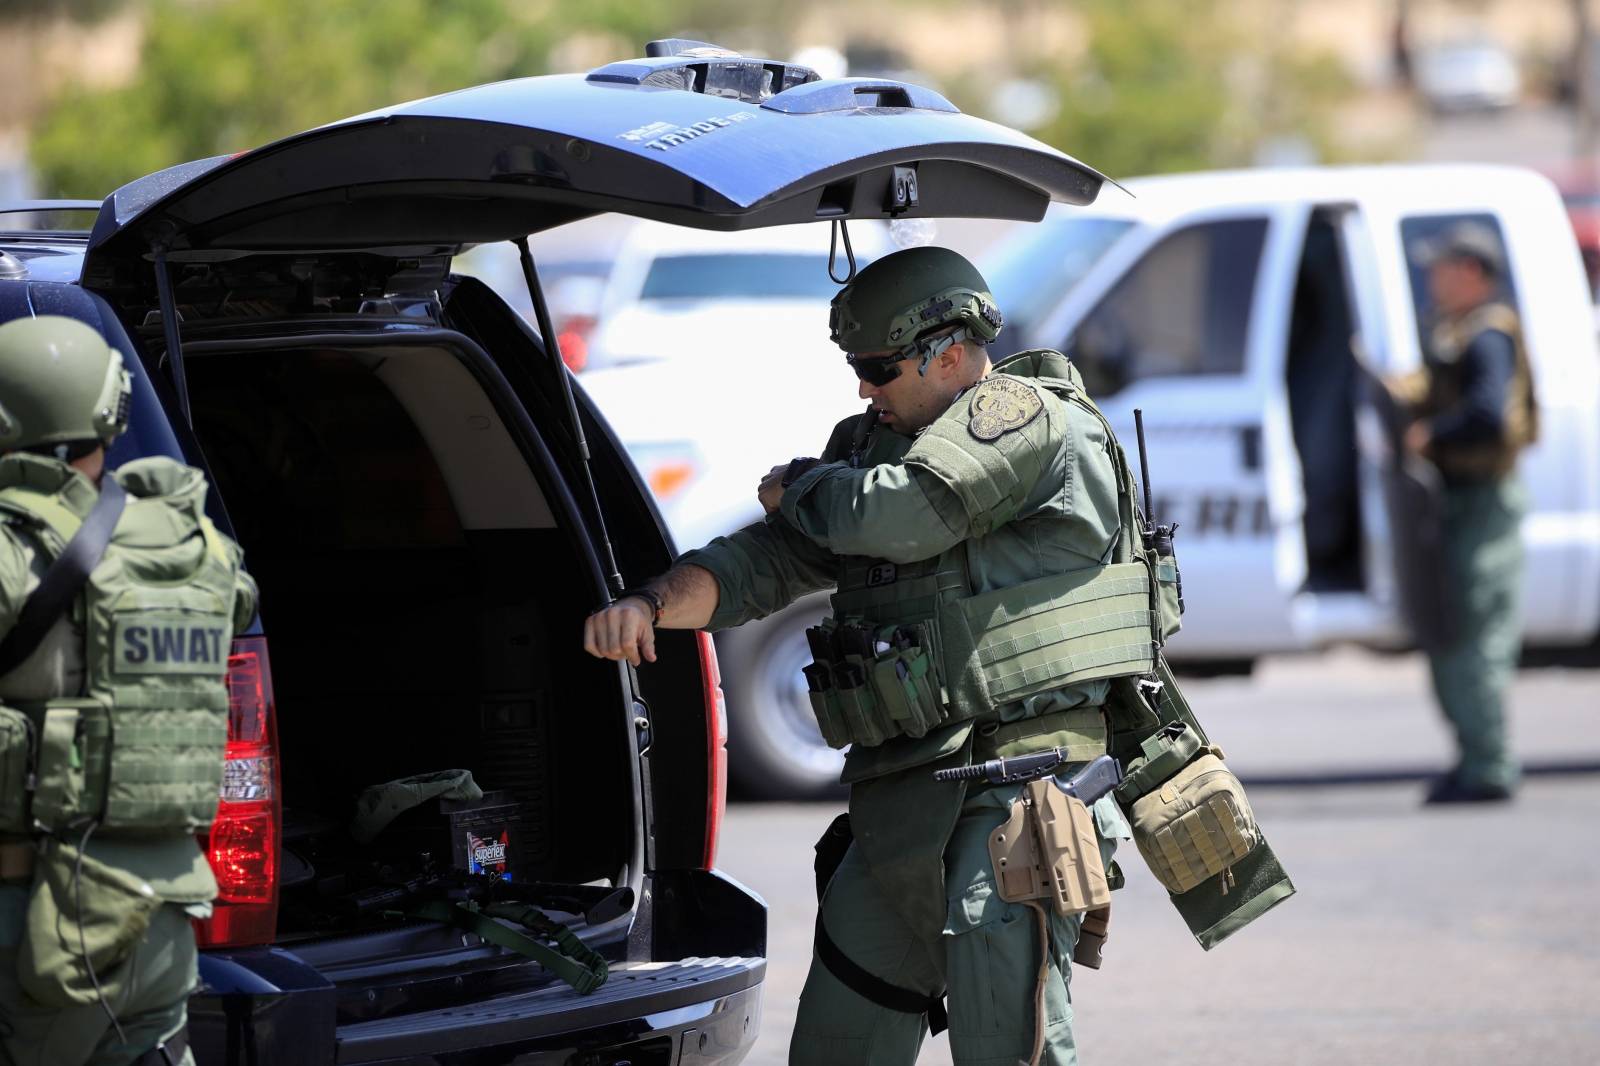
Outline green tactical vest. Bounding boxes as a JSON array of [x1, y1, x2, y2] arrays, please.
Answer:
[[0, 456, 240, 837], [1423, 302, 1538, 480], [812, 350, 1172, 761]]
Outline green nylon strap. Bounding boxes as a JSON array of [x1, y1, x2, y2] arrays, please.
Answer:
[[410, 900, 608, 995], [970, 705, 1107, 762]]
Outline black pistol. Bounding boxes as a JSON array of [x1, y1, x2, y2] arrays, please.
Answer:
[[934, 753, 1123, 806]]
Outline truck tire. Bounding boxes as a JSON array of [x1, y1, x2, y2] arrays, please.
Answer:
[[718, 598, 847, 801]]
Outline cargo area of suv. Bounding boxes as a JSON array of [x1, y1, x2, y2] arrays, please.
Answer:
[[185, 337, 638, 940]]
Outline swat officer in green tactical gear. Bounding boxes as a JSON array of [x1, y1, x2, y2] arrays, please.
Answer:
[[1389, 223, 1536, 804], [585, 246, 1290, 1064], [0, 315, 257, 1065]]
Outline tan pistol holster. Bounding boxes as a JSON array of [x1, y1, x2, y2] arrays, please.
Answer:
[[988, 779, 1110, 919]]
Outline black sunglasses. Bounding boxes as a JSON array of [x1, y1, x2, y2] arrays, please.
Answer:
[[847, 353, 909, 387]]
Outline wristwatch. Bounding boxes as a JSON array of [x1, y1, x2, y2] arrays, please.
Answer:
[[616, 586, 664, 625], [781, 457, 822, 487]]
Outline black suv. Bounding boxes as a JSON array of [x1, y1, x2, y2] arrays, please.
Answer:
[[0, 41, 1105, 1064]]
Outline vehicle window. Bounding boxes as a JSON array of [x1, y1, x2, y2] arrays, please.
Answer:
[[1065, 218, 1267, 396], [984, 217, 1134, 334], [1398, 212, 1520, 353], [639, 253, 858, 301]]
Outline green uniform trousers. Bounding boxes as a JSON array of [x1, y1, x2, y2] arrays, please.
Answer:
[[790, 787, 1126, 1066], [1428, 476, 1527, 792], [0, 882, 196, 1066]]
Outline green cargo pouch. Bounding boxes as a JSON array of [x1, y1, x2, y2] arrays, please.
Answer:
[[1128, 754, 1260, 895], [0, 705, 35, 833], [1150, 553, 1184, 644], [806, 685, 853, 750], [865, 627, 945, 739], [18, 838, 162, 1008], [1114, 721, 1205, 805], [833, 661, 890, 748], [804, 624, 854, 749], [30, 704, 88, 832]]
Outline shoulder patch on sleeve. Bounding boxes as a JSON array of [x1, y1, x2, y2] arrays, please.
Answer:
[[967, 376, 1043, 441]]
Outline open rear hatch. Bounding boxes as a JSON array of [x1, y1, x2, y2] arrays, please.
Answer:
[[81, 55, 1107, 286]]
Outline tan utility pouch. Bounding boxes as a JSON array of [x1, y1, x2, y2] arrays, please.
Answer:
[[1128, 753, 1260, 895], [0, 704, 35, 833], [988, 778, 1110, 918], [18, 838, 161, 1008]]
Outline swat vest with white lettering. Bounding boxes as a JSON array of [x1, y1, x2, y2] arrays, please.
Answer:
[[807, 351, 1174, 755], [0, 456, 240, 836]]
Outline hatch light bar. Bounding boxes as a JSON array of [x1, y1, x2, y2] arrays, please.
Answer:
[[587, 40, 818, 104]]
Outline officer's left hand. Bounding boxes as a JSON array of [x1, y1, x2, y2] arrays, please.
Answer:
[[758, 464, 787, 514], [1403, 421, 1431, 455]]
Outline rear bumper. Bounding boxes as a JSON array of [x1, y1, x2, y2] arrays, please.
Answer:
[[344, 957, 763, 1064], [190, 954, 765, 1065]]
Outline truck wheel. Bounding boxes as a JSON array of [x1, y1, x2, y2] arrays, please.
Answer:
[[718, 599, 847, 801]]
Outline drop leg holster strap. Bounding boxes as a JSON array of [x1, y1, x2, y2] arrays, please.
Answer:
[[813, 915, 949, 1036], [131, 1025, 187, 1066], [810, 812, 949, 1036]]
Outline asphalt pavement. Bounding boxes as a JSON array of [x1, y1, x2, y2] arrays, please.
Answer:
[[717, 648, 1600, 1066]]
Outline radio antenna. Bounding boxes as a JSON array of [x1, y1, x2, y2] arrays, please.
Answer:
[[1134, 408, 1155, 530]]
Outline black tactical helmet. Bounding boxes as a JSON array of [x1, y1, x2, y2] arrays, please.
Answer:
[[829, 246, 1003, 356]]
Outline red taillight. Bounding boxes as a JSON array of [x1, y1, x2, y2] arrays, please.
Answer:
[[556, 313, 596, 373], [194, 635, 281, 948], [696, 631, 727, 870]]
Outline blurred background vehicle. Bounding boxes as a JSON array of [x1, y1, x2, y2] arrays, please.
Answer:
[[578, 220, 891, 798], [1537, 158, 1600, 300], [997, 163, 1600, 671], [1413, 37, 1523, 114], [584, 220, 890, 372]]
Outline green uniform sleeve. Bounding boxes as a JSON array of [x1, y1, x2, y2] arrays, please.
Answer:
[[779, 377, 1064, 563], [671, 410, 870, 632], [777, 461, 969, 564], [676, 512, 838, 631]]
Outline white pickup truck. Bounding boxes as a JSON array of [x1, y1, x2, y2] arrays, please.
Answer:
[[993, 164, 1600, 665], [591, 164, 1600, 799]]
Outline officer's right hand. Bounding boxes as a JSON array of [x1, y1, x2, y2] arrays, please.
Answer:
[[583, 598, 657, 666]]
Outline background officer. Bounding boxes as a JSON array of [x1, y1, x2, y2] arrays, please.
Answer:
[[0, 315, 257, 1065], [586, 247, 1151, 1064], [1392, 223, 1536, 804]]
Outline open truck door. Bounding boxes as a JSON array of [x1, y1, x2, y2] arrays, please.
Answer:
[[1047, 200, 1314, 659], [1283, 203, 1446, 650]]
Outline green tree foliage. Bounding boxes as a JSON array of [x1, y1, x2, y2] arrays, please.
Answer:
[[1017, 0, 1352, 179], [30, 0, 772, 197], [33, 0, 552, 196]]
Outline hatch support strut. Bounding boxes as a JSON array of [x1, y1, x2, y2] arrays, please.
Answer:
[[150, 250, 191, 425], [513, 236, 625, 599]]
